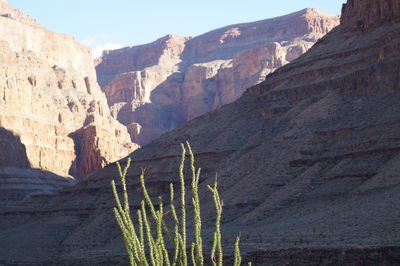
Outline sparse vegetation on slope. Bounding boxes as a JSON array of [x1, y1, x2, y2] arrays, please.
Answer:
[[111, 142, 251, 265]]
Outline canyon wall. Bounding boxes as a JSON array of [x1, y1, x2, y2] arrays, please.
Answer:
[[1, 0, 400, 264], [341, 0, 400, 30], [0, 2, 139, 207], [96, 8, 340, 145]]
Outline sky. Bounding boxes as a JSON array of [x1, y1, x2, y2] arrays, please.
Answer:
[[9, 0, 345, 58]]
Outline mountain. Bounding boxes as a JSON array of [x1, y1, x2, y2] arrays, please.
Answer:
[[2, 0, 400, 264], [96, 9, 339, 145], [0, 1, 139, 207]]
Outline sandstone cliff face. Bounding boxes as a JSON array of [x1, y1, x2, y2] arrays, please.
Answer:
[[0, 3, 138, 179], [2, 0, 400, 264], [96, 9, 340, 145]]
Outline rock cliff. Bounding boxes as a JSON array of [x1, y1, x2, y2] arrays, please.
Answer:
[[0, 1, 139, 203], [341, 0, 400, 30], [2, 0, 400, 264], [96, 9, 340, 144]]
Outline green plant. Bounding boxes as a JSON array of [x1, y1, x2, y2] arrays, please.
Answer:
[[111, 142, 251, 265]]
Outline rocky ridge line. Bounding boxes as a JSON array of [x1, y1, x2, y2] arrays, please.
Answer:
[[96, 8, 340, 145], [2, 0, 399, 264]]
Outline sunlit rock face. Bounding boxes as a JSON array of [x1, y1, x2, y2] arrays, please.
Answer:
[[96, 8, 340, 145], [3, 0, 400, 264], [0, 1, 139, 179]]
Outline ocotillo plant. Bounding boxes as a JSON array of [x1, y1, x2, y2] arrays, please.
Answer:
[[111, 142, 251, 265]]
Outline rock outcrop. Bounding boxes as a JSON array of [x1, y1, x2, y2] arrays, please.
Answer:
[[0, 127, 76, 209], [96, 9, 340, 145], [0, 1, 139, 179], [341, 0, 400, 30], [2, 0, 400, 264], [0, 1, 139, 207]]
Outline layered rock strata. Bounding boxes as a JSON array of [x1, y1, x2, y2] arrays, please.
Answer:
[[0, 1, 139, 179], [2, 0, 400, 264], [0, 167, 75, 209], [0, 2, 139, 208], [96, 9, 339, 144], [341, 0, 400, 30]]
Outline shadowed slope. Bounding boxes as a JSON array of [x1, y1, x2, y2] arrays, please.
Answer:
[[0, 127, 75, 209], [1, 0, 400, 264]]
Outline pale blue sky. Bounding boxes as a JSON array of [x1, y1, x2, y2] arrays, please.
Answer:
[[9, 0, 345, 57]]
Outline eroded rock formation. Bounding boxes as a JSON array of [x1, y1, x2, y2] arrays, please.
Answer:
[[2, 0, 400, 264], [96, 9, 340, 144], [0, 2, 138, 187], [341, 0, 400, 30]]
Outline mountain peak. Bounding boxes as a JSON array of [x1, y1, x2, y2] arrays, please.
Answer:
[[157, 34, 191, 44], [289, 8, 339, 19], [301, 8, 333, 15], [302, 7, 319, 13], [0, 0, 40, 27]]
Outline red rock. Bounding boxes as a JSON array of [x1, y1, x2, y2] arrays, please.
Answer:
[[341, 0, 400, 30], [0, 2, 139, 179], [2, 0, 400, 264], [96, 9, 340, 144]]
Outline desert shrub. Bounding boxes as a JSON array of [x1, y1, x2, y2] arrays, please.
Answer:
[[111, 142, 251, 266]]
